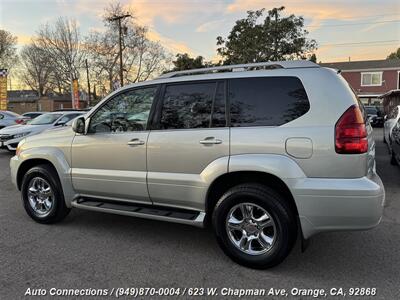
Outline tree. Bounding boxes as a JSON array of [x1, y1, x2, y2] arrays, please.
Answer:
[[0, 29, 18, 70], [19, 41, 53, 96], [85, 2, 170, 91], [35, 17, 85, 93], [216, 7, 317, 64], [387, 48, 400, 59], [172, 53, 208, 71]]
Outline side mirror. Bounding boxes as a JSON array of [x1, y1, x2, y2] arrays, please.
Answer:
[[72, 117, 86, 134], [384, 115, 387, 121], [55, 120, 67, 126]]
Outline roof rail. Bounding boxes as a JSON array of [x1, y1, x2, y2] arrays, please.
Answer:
[[159, 60, 319, 79]]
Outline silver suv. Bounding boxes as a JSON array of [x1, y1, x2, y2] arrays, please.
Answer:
[[10, 61, 385, 269]]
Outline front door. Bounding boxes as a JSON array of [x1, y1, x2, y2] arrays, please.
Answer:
[[71, 85, 159, 203], [147, 81, 229, 211]]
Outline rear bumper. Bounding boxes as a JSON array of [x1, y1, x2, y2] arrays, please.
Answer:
[[289, 173, 385, 239]]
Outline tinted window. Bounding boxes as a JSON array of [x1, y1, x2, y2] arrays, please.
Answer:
[[160, 82, 218, 129], [388, 107, 398, 119], [229, 77, 310, 127], [212, 82, 226, 127], [89, 86, 157, 133]]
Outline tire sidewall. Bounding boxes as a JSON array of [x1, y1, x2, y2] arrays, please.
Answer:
[[213, 185, 294, 268]]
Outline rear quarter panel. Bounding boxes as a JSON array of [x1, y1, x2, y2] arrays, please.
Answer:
[[230, 67, 369, 178]]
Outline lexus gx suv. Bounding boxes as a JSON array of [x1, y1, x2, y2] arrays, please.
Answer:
[[10, 61, 385, 269]]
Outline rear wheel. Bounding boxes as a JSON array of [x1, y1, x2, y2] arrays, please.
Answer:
[[21, 164, 70, 224], [212, 184, 297, 269]]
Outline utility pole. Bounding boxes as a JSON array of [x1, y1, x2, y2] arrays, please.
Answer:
[[85, 59, 91, 107], [108, 14, 131, 87]]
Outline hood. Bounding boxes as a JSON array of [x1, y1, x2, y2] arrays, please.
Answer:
[[0, 124, 52, 136], [24, 125, 74, 145]]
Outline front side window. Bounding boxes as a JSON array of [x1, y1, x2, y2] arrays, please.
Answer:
[[89, 86, 157, 133], [160, 82, 222, 129], [229, 77, 310, 127], [361, 72, 382, 86], [30, 113, 62, 125]]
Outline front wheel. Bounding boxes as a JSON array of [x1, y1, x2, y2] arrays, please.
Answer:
[[21, 164, 70, 224], [212, 184, 297, 269]]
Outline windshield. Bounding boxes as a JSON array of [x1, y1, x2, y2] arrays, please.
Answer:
[[29, 113, 62, 125]]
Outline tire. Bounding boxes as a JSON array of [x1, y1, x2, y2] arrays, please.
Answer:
[[212, 183, 297, 269], [390, 151, 398, 166], [21, 164, 70, 224]]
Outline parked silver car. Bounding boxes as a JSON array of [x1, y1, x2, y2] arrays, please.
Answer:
[[0, 111, 84, 151], [17, 111, 47, 125], [0, 111, 22, 129], [10, 61, 385, 269]]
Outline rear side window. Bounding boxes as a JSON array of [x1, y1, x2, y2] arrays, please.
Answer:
[[388, 107, 398, 119], [229, 77, 310, 127], [160, 81, 225, 129]]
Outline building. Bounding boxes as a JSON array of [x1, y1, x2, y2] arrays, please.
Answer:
[[6, 91, 87, 114], [320, 59, 400, 105]]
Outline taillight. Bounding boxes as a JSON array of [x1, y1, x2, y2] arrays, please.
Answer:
[[15, 119, 24, 124], [335, 105, 368, 154]]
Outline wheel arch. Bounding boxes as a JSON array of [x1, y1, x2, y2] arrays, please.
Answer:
[[17, 158, 57, 190], [16, 147, 75, 208], [205, 171, 299, 224]]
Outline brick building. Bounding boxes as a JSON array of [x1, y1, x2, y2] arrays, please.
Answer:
[[320, 59, 400, 105], [7, 91, 87, 114]]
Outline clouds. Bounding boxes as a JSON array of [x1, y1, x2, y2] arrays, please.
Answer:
[[3, 0, 399, 63]]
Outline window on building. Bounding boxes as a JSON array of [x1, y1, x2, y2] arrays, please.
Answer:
[[361, 72, 382, 86]]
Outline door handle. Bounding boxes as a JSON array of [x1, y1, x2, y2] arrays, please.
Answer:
[[127, 139, 145, 146], [199, 137, 222, 145]]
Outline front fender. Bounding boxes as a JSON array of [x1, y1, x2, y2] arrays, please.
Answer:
[[16, 147, 76, 208]]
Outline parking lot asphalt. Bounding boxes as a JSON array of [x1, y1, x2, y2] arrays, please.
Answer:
[[0, 128, 399, 299]]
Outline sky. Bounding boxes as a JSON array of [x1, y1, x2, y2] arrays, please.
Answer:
[[0, 0, 399, 63]]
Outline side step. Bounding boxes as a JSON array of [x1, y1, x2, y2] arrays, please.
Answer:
[[71, 198, 205, 228]]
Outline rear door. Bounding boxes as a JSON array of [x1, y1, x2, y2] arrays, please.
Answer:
[[146, 81, 229, 211]]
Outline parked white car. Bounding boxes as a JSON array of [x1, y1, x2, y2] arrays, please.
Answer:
[[0, 111, 84, 151], [383, 105, 400, 147]]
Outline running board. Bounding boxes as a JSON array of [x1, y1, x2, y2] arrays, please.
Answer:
[[71, 198, 205, 228]]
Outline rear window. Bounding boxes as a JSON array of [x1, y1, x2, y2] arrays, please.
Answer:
[[229, 77, 310, 127]]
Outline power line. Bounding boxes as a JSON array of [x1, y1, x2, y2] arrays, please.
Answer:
[[310, 13, 400, 21], [307, 19, 400, 28], [319, 40, 400, 47]]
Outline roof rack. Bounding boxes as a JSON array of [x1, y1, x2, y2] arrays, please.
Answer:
[[159, 60, 319, 79]]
